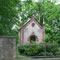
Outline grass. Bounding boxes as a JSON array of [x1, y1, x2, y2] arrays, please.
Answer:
[[16, 57, 60, 60]]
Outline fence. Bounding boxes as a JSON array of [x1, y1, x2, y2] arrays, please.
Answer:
[[16, 44, 60, 58]]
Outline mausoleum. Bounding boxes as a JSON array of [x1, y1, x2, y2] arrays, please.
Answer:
[[18, 16, 45, 44]]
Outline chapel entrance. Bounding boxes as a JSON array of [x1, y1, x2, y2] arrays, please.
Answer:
[[30, 35, 37, 43]]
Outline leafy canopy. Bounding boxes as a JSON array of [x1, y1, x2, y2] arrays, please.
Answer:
[[0, 0, 60, 43]]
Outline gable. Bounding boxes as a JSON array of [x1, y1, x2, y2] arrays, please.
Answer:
[[24, 17, 42, 29]]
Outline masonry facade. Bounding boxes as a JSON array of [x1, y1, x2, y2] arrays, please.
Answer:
[[18, 16, 45, 44], [0, 36, 16, 60]]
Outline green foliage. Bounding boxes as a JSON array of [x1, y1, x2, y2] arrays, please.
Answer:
[[40, 2, 60, 44], [18, 44, 60, 56], [46, 45, 59, 56], [0, 0, 20, 35], [0, 0, 60, 44], [30, 40, 36, 44], [18, 1, 60, 44]]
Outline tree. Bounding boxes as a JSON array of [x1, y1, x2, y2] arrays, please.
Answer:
[[18, 1, 60, 43], [0, 0, 60, 44], [39, 1, 60, 43], [0, 0, 20, 35]]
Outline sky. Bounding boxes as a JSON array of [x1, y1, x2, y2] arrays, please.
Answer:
[[21, 0, 38, 2], [56, 1, 60, 5], [21, 0, 60, 5]]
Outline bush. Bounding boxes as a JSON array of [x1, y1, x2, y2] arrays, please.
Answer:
[[46, 45, 59, 56], [18, 44, 60, 56]]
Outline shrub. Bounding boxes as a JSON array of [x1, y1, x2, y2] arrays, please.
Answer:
[[18, 43, 60, 56]]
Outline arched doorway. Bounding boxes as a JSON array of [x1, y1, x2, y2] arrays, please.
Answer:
[[29, 35, 38, 43]]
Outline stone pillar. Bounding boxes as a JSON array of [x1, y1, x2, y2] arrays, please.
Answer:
[[21, 28, 24, 44], [18, 31, 21, 44], [0, 36, 16, 60], [18, 27, 21, 44]]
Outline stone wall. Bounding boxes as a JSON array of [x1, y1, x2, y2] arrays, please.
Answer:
[[0, 36, 16, 60]]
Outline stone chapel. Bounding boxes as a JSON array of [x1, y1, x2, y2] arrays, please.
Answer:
[[18, 16, 45, 44]]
